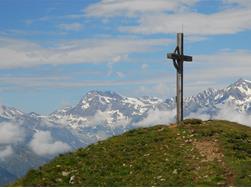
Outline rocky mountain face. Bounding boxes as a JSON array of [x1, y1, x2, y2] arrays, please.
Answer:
[[0, 78, 251, 185]]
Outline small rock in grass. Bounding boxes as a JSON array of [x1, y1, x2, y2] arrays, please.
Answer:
[[62, 171, 70, 177], [217, 181, 226, 186], [157, 175, 162, 179], [69, 175, 75, 184], [172, 169, 178, 174]]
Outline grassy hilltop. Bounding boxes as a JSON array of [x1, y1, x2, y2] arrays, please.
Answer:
[[13, 119, 251, 186]]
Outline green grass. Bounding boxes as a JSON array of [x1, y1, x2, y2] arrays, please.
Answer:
[[12, 119, 251, 186]]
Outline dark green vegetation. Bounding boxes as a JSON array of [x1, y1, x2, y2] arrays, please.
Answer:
[[13, 120, 251, 186]]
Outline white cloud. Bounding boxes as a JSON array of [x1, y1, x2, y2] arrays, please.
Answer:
[[29, 131, 71, 156], [0, 122, 25, 144], [134, 104, 251, 128], [115, 71, 125, 78], [0, 36, 171, 69], [87, 110, 108, 126], [141, 63, 148, 70], [223, 0, 251, 8], [58, 23, 83, 31], [87, 110, 131, 129], [187, 50, 251, 81], [186, 112, 211, 121], [85, 0, 197, 17], [0, 75, 173, 90], [86, 110, 132, 132], [120, 8, 251, 36], [0, 46, 250, 96], [136, 80, 174, 98], [134, 109, 176, 127], [185, 104, 251, 127], [215, 105, 251, 126], [0, 145, 13, 160], [174, 50, 251, 96], [85, 0, 251, 36], [195, 50, 251, 65]]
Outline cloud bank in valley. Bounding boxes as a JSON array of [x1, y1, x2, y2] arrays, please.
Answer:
[[0, 122, 25, 159], [215, 106, 251, 126], [134, 109, 176, 127], [135, 105, 251, 127], [29, 131, 71, 156], [0, 146, 13, 160], [87, 110, 131, 129], [0, 122, 25, 144]]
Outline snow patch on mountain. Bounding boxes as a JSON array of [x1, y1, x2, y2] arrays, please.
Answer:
[[0, 105, 24, 119]]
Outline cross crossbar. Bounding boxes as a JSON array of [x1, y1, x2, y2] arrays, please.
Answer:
[[167, 53, 192, 62]]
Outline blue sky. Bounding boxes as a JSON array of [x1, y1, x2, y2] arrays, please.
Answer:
[[0, 0, 251, 114]]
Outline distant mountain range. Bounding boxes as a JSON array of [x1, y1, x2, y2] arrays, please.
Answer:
[[0, 78, 251, 185]]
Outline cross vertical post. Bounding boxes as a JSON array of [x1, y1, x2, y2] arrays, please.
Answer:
[[177, 33, 183, 123], [167, 33, 192, 125]]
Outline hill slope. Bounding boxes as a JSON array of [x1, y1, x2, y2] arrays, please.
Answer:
[[13, 120, 251, 186]]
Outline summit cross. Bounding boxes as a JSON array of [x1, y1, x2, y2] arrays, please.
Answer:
[[167, 33, 192, 124]]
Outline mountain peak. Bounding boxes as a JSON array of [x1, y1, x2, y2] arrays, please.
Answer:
[[85, 90, 122, 99], [0, 105, 24, 119], [232, 78, 251, 86], [227, 78, 251, 94]]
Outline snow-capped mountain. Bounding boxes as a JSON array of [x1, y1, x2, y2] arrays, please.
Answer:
[[0, 78, 251, 185], [49, 79, 251, 131], [49, 91, 163, 143], [50, 90, 163, 120], [184, 78, 251, 116], [0, 105, 24, 120]]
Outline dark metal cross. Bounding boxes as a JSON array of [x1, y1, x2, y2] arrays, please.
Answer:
[[167, 33, 192, 124]]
